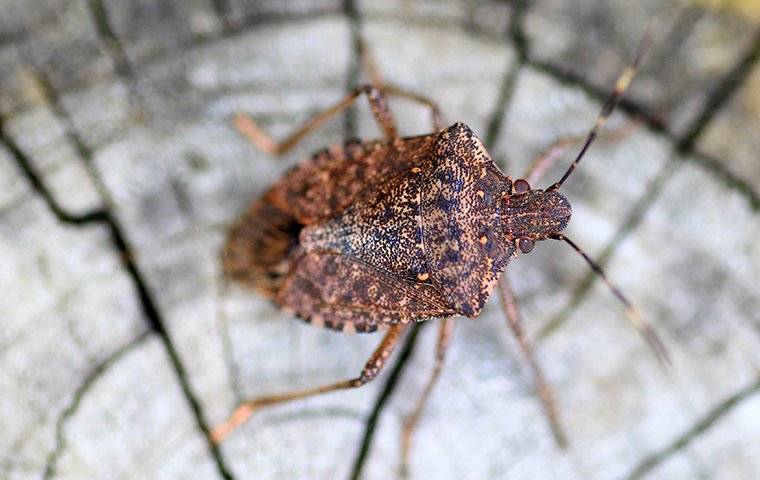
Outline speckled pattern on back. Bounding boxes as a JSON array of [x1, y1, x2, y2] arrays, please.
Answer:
[[223, 122, 566, 332]]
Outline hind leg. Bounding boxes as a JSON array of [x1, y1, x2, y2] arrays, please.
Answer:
[[399, 318, 455, 478], [211, 323, 408, 444]]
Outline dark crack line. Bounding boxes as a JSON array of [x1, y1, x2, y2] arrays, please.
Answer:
[[677, 30, 760, 151], [91, 199, 236, 480], [343, 0, 362, 141], [348, 323, 423, 480], [524, 54, 760, 212], [483, 56, 522, 171], [1, 67, 112, 226], [508, 0, 529, 62], [682, 149, 760, 211], [529, 58, 671, 135], [480, 0, 526, 170], [216, 8, 343, 41], [42, 331, 150, 480], [537, 158, 679, 341], [0, 124, 107, 225], [209, 0, 232, 32], [31, 71, 236, 480], [625, 376, 760, 480], [86, 0, 137, 82]]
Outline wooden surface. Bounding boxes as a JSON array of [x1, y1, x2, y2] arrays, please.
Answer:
[[1, 1, 759, 479]]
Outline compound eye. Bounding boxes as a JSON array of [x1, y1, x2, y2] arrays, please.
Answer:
[[513, 178, 531, 194], [518, 238, 535, 253]]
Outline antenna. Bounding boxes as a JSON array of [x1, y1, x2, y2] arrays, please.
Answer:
[[548, 27, 652, 192], [551, 233, 670, 367]]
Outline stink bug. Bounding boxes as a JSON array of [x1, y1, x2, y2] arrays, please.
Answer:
[[211, 32, 667, 474]]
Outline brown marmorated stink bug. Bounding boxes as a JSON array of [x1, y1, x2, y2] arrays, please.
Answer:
[[211, 33, 668, 473]]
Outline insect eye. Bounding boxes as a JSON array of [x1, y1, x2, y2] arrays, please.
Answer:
[[513, 178, 531, 194], [518, 238, 535, 253]]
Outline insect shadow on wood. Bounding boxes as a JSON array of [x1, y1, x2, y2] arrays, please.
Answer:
[[211, 29, 668, 476]]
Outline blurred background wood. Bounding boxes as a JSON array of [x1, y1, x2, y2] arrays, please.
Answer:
[[1, 1, 759, 479]]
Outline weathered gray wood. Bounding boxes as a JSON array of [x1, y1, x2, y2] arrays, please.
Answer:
[[52, 337, 223, 480], [2, 0, 760, 479], [221, 0, 342, 29], [523, 0, 760, 136], [3, 105, 103, 215], [358, 0, 513, 37], [360, 53, 760, 480], [89, 15, 392, 478], [698, 61, 760, 197], [0, 148, 148, 478]]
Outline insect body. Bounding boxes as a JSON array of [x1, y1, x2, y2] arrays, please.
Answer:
[[213, 35, 665, 476], [224, 123, 570, 331]]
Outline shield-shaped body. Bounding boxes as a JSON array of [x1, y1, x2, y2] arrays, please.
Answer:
[[223, 122, 522, 332]]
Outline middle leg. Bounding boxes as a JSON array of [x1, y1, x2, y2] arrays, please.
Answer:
[[400, 318, 456, 478], [496, 117, 639, 448], [497, 277, 567, 447]]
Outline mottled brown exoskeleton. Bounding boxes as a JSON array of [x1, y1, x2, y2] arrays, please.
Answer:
[[212, 35, 667, 474]]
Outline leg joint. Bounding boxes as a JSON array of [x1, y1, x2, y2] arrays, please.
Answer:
[[353, 84, 377, 96], [350, 376, 368, 388]]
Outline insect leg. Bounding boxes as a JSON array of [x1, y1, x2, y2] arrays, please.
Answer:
[[210, 323, 408, 444], [358, 38, 446, 131], [497, 276, 568, 447], [382, 84, 447, 131], [399, 318, 455, 478], [234, 84, 398, 157], [358, 36, 386, 89]]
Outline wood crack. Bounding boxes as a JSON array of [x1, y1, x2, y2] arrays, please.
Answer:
[[25, 68, 237, 480], [0, 125, 107, 225], [86, 0, 137, 82], [625, 376, 760, 480], [537, 158, 678, 341], [42, 332, 151, 479], [677, 30, 760, 151]]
